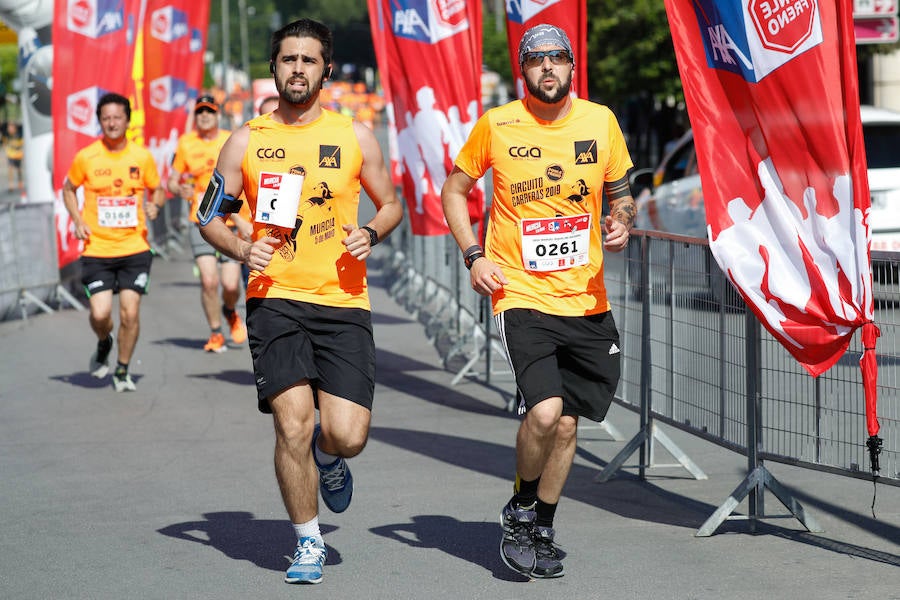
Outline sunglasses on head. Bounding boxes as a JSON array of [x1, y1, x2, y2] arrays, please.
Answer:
[[522, 49, 572, 68], [195, 107, 217, 115]]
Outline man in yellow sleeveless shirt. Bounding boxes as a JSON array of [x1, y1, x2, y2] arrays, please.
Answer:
[[168, 95, 249, 353], [63, 92, 166, 392], [199, 19, 402, 585], [442, 24, 637, 579]]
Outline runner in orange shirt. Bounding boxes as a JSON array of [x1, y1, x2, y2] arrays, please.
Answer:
[[442, 24, 636, 579], [62, 92, 166, 392], [199, 19, 402, 585], [167, 95, 248, 353]]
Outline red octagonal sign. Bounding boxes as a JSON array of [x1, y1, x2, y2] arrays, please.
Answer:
[[749, 0, 818, 53]]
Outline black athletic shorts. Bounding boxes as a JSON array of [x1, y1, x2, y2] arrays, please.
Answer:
[[246, 297, 375, 414], [80, 250, 153, 296], [495, 308, 621, 422]]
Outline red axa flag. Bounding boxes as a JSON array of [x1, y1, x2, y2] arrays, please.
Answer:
[[367, 0, 402, 187], [52, 0, 143, 268], [504, 0, 588, 99], [143, 1, 210, 184], [666, 0, 880, 436], [368, 0, 485, 236]]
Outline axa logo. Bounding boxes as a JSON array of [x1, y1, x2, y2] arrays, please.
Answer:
[[574, 140, 597, 164], [257, 147, 286, 160], [692, 0, 822, 82], [149, 76, 188, 112], [319, 145, 341, 169], [150, 6, 189, 44], [67, 0, 125, 39], [506, 0, 564, 25], [393, 0, 468, 44], [508, 146, 541, 159]]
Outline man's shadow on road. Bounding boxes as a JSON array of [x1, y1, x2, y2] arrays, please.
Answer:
[[51, 372, 143, 389], [157, 511, 342, 572], [370, 516, 538, 581]]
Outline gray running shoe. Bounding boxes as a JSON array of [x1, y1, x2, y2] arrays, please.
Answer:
[[499, 502, 536, 576], [532, 525, 564, 578], [112, 372, 136, 392]]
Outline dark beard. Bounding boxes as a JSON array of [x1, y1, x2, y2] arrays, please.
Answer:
[[277, 75, 322, 106], [525, 73, 572, 104]]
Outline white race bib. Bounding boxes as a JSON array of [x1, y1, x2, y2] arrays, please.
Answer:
[[255, 171, 304, 229], [97, 196, 138, 228], [520, 213, 591, 272]]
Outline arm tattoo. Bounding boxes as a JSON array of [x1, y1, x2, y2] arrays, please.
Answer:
[[605, 176, 636, 229]]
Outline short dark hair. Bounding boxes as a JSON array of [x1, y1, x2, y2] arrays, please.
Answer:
[[269, 18, 333, 69], [96, 92, 131, 122]]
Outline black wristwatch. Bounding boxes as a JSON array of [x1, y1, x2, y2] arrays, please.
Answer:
[[464, 250, 485, 270], [361, 225, 379, 246]]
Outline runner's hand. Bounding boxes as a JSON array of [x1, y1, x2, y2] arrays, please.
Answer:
[[246, 236, 280, 271], [470, 257, 507, 296], [602, 215, 629, 253], [341, 224, 372, 261]]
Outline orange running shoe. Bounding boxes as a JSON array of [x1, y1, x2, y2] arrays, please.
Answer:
[[204, 331, 227, 353], [227, 311, 247, 345]]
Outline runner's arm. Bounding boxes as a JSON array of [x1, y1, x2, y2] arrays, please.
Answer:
[[603, 175, 635, 253], [62, 177, 90, 240], [200, 125, 252, 261]]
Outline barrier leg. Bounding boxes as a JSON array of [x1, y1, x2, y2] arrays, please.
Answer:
[[594, 420, 707, 482], [695, 465, 823, 537]]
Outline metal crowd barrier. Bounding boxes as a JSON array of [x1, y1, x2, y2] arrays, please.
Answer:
[[382, 222, 899, 536], [603, 230, 899, 535], [0, 201, 83, 321]]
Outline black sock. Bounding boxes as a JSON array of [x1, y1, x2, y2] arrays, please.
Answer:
[[97, 336, 113, 353], [114, 362, 128, 377], [512, 475, 539, 508], [211, 326, 222, 334], [222, 305, 235, 318], [535, 498, 558, 528]]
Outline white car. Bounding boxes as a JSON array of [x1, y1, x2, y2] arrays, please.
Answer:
[[631, 105, 900, 256]]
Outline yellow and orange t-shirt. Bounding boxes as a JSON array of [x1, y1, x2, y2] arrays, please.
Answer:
[[454, 98, 633, 316], [66, 139, 161, 258], [241, 110, 368, 309]]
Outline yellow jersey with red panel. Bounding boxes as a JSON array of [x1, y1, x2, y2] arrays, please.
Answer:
[[66, 139, 161, 258], [241, 110, 369, 309], [454, 98, 633, 316]]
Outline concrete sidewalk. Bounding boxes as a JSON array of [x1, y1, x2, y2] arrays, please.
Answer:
[[0, 249, 897, 600]]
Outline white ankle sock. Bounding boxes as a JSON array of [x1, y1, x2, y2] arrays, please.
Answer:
[[293, 517, 321, 541]]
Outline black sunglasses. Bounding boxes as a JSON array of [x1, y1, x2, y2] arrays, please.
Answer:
[[522, 49, 572, 68]]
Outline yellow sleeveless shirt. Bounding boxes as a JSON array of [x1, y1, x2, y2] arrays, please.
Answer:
[[242, 110, 369, 309]]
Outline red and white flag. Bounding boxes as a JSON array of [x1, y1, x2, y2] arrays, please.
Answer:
[[367, 0, 485, 235], [504, 0, 588, 99], [666, 0, 880, 437], [143, 1, 210, 185]]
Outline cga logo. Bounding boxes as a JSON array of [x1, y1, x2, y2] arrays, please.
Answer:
[[150, 6, 189, 43], [149, 76, 188, 112], [257, 148, 286, 160], [67, 86, 108, 136], [508, 146, 541, 159], [393, 0, 469, 44], [692, 0, 822, 83], [67, 0, 124, 39], [506, 0, 564, 25]]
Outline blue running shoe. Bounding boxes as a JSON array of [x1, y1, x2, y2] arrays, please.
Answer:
[[284, 536, 326, 584], [312, 424, 353, 513]]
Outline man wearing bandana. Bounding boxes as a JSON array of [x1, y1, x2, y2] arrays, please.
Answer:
[[442, 24, 636, 579]]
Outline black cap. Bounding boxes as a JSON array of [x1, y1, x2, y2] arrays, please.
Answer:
[[194, 95, 219, 113]]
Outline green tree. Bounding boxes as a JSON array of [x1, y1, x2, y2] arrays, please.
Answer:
[[586, 0, 680, 110]]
